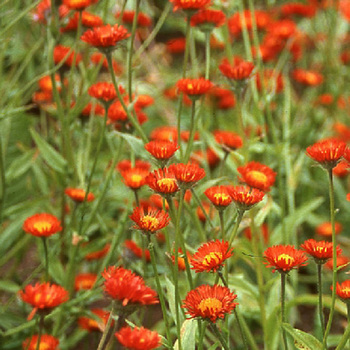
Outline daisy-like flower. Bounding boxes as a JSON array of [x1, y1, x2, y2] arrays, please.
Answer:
[[53, 45, 82, 67], [74, 273, 98, 291], [264, 245, 308, 273], [81, 24, 130, 51], [334, 280, 350, 303], [214, 130, 243, 152], [292, 68, 323, 86], [63, 0, 98, 10], [227, 186, 265, 211], [190, 9, 226, 32], [170, 0, 212, 12], [324, 255, 350, 271], [146, 168, 179, 196], [191, 240, 233, 273], [120, 167, 149, 190], [78, 308, 110, 332], [204, 186, 232, 210], [102, 266, 158, 307], [65, 187, 95, 202], [176, 78, 213, 100], [115, 326, 161, 350], [150, 126, 178, 142], [124, 240, 151, 262], [219, 57, 255, 81], [169, 162, 206, 189], [316, 221, 343, 237], [237, 161, 276, 192], [130, 206, 170, 234], [182, 284, 238, 323], [145, 140, 179, 162], [306, 138, 346, 169], [22, 334, 59, 350], [23, 213, 62, 237], [20, 282, 69, 320], [88, 82, 119, 105], [61, 11, 103, 32], [301, 239, 342, 264]]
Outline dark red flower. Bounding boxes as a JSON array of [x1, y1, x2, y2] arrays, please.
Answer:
[[115, 326, 161, 350], [116, 10, 152, 27], [228, 10, 270, 36]]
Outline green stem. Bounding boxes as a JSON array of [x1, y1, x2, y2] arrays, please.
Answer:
[[190, 188, 214, 229], [97, 301, 115, 350], [335, 313, 350, 350], [210, 323, 230, 350], [0, 135, 5, 223], [228, 210, 244, 247], [323, 169, 337, 349], [317, 264, 325, 336], [233, 308, 249, 350], [281, 272, 288, 350], [41, 237, 49, 282], [205, 32, 211, 80], [183, 15, 191, 78], [183, 99, 196, 163], [35, 314, 45, 350]]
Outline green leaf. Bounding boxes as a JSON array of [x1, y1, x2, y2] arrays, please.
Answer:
[[164, 276, 178, 326], [6, 150, 35, 181], [282, 323, 322, 350], [30, 128, 67, 173], [174, 319, 197, 350], [113, 131, 147, 158], [0, 280, 20, 293]]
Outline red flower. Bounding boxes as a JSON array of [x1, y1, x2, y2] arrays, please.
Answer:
[[130, 206, 170, 234], [33, 0, 69, 24], [176, 78, 213, 99], [191, 240, 233, 273], [74, 273, 97, 291], [335, 280, 350, 302], [196, 201, 213, 222], [267, 20, 297, 39], [150, 126, 178, 142], [23, 213, 62, 237], [228, 10, 270, 36], [169, 162, 206, 189], [301, 239, 341, 264], [61, 11, 103, 32], [190, 9, 226, 30], [281, 3, 316, 18], [333, 160, 349, 177], [81, 102, 105, 118], [171, 248, 192, 271], [182, 284, 238, 322], [124, 240, 151, 262], [20, 283, 69, 320], [219, 57, 255, 81], [170, 0, 212, 12], [78, 308, 110, 332], [264, 245, 308, 273], [209, 87, 236, 110], [102, 266, 158, 306], [256, 69, 284, 94], [325, 255, 349, 271], [85, 243, 111, 260], [146, 168, 179, 196], [88, 82, 119, 103], [65, 187, 95, 202], [227, 186, 265, 211], [81, 24, 130, 49], [306, 138, 346, 169], [120, 167, 149, 190], [204, 186, 232, 210], [237, 161, 276, 192], [53, 45, 82, 67], [316, 221, 343, 237], [22, 334, 59, 350], [63, 0, 98, 10], [292, 68, 323, 86], [117, 159, 151, 172], [115, 326, 161, 350], [116, 10, 153, 27], [145, 140, 179, 160], [214, 130, 243, 151], [166, 37, 186, 54]]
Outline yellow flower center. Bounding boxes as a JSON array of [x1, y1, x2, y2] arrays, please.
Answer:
[[316, 246, 327, 253], [157, 178, 177, 192], [277, 253, 294, 265], [140, 215, 159, 231], [33, 221, 52, 233], [39, 343, 50, 350], [130, 174, 143, 185], [246, 170, 267, 187], [213, 193, 230, 203], [198, 297, 223, 313], [341, 287, 350, 295], [202, 252, 223, 267]]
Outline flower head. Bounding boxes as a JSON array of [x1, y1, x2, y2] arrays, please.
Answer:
[[219, 57, 255, 81], [65, 187, 95, 202], [204, 186, 232, 210], [176, 78, 213, 99], [214, 130, 243, 152], [191, 240, 233, 273], [61, 11, 103, 32], [146, 168, 179, 196], [88, 82, 119, 104], [301, 239, 342, 264], [237, 161, 276, 192], [22, 334, 59, 350], [23, 213, 62, 237], [316, 221, 343, 237], [102, 266, 158, 306], [264, 245, 308, 273], [171, 248, 192, 271], [292, 68, 323, 86], [116, 10, 153, 27], [124, 240, 151, 262], [169, 162, 206, 189], [150, 126, 178, 142], [81, 24, 130, 50], [227, 186, 265, 211], [334, 280, 350, 303], [306, 138, 346, 169], [170, 0, 212, 12], [120, 167, 149, 190], [145, 140, 179, 161], [130, 206, 170, 234], [53, 45, 82, 67], [183, 284, 238, 322], [78, 308, 110, 332], [63, 0, 98, 10], [324, 255, 350, 271], [190, 9, 226, 31], [75, 273, 98, 291], [115, 326, 161, 350], [85, 243, 110, 260]]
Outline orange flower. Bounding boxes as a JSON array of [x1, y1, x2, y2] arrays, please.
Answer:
[[204, 186, 232, 210], [301, 239, 341, 264], [196, 201, 213, 222], [237, 161, 276, 192], [281, 3, 317, 18], [333, 160, 349, 177], [85, 243, 111, 260], [209, 87, 236, 110], [171, 248, 191, 271], [130, 206, 170, 234], [53, 45, 82, 67], [191, 240, 233, 273], [324, 255, 349, 271], [166, 37, 186, 54], [23, 213, 62, 237], [65, 187, 95, 202], [74, 273, 97, 291], [81, 102, 105, 118], [145, 140, 179, 161], [20, 283, 68, 320], [146, 168, 179, 196], [267, 20, 297, 39], [63, 0, 98, 10], [264, 245, 308, 273], [190, 9, 226, 31], [124, 240, 151, 262], [33, 0, 69, 24], [292, 68, 323, 86], [316, 221, 343, 237], [219, 58, 254, 81], [169, 163, 206, 189], [116, 10, 152, 27], [306, 138, 346, 169], [102, 266, 158, 306], [22, 334, 59, 350], [182, 284, 238, 322], [88, 82, 120, 104], [170, 0, 212, 12], [116, 159, 151, 172], [150, 126, 178, 142], [78, 308, 110, 332], [176, 78, 213, 99], [228, 10, 270, 36], [228, 186, 265, 211], [120, 167, 149, 190], [334, 280, 350, 302], [61, 11, 103, 32], [214, 130, 243, 152], [81, 24, 130, 49], [115, 326, 161, 350]]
